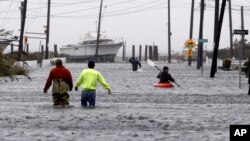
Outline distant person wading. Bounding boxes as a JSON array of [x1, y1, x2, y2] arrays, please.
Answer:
[[43, 59, 73, 108], [74, 61, 111, 107], [129, 57, 141, 72]]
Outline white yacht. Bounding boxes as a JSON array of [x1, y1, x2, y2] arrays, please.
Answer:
[[60, 32, 124, 62]]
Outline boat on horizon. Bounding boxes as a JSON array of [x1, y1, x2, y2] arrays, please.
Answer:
[[60, 32, 124, 62]]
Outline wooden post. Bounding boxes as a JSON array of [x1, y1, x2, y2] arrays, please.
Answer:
[[41, 45, 44, 53], [139, 45, 142, 61], [149, 45, 153, 60], [26, 44, 29, 53], [54, 44, 58, 57], [132, 45, 135, 58], [11, 44, 14, 53], [41, 44, 44, 59], [41, 45, 45, 59], [122, 41, 126, 61], [154, 46, 159, 61], [145, 45, 148, 61]]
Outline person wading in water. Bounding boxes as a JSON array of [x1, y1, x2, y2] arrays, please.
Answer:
[[74, 61, 111, 108], [43, 59, 73, 108]]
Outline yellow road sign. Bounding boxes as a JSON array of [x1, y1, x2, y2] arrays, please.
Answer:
[[184, 39, 196, 49]]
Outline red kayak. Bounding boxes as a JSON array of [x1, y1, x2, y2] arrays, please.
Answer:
[[153, 82, 174, 88]]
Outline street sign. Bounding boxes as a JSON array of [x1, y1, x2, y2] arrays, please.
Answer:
[[184, 39, 196, 49], [198, 38, 208, 43], [233, 29, 248, 35]]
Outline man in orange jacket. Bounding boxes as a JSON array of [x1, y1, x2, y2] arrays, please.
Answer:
[[44, 59, 73, 107]]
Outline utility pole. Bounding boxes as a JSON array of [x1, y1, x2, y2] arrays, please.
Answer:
[[167, 0, 171, 63], [228, 0, 233, 58], [239, 6, 245, 88], [188, 0, 195, 66], [214, 0, 219, 43], [95, 0, 103, 61], [210, 0, 227, 78], [189, 0, 195, 39], [19, 0, 27, 53], [211, 0, 219, 73], [45, 0, 51, 59], [241, 6, 245, 59], [197, 0, 205, 69]]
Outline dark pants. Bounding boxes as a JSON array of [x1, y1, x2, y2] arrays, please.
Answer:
[[52, 93, 69, 106], [81, 90, 96, 107], [132, 64, 139, 71]]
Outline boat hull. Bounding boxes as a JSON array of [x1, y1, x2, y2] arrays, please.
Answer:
[[66, 54, 117, 62]]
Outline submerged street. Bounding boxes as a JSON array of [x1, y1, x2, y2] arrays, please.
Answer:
[[0, 62, 249, 141]]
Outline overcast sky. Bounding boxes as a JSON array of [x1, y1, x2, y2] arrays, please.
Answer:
[[1, 0, 250, 56]]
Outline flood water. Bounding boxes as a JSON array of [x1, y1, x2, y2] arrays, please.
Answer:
[[0, 62, 249, 141]]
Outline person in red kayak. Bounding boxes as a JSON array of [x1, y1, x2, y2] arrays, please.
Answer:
[[43, 59, 73, 108], [157, 66, 175, 83]]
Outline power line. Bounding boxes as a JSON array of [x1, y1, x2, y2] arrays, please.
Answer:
[[25, 0, 44, 31], [2, 0, 250, 20]]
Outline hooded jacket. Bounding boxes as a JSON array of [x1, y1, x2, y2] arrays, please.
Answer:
[[44, 65, 73, 93], [157, 71, 175, 83]]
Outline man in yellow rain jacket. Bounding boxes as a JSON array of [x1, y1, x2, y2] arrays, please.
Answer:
[[74, 61, 111, 107]]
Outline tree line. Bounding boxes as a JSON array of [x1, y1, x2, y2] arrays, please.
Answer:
[[206, 39, 250, 60]]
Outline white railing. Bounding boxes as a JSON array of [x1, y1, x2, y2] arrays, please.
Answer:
[[14, 57, 66, 70]]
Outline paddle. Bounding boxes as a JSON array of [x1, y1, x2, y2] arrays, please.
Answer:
[[147, 59, 181, 87]]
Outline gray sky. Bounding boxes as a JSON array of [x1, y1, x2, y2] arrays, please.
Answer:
[[1, 0, 250, 56]]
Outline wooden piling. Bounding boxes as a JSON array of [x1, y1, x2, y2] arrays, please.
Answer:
[[139, 45, 142, 61], [145, 45, 148, 61], [153, 46, 158, 61], [54, 44, 58, 57], [26, 44, 29, 53], [149, 45, 153, 60], [11, 44, 14, 53], [122, 41, 126, 61], [41, 45, 44, 53], [132, 45, 135, 58]]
